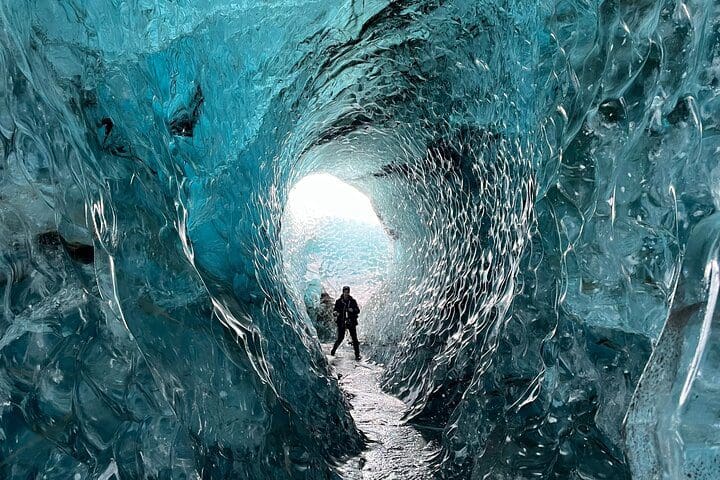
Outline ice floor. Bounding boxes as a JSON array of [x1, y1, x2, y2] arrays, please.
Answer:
[[324, 344, 436, 480]]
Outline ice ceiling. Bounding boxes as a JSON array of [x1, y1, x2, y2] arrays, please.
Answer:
[[1, 0, 720, 479]]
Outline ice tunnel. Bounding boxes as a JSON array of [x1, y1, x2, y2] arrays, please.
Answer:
[[1, 0, 720, 479], [280, 173, 394, 342]]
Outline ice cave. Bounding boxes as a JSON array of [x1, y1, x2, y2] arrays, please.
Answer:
[[1, 1, 720, 479]]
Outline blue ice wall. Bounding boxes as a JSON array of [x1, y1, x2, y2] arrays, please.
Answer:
[[0, 1, 365, 478], [2, 0, 720, 479]]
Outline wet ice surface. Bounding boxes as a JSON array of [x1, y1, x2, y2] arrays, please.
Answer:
[[325, 344, 435, 480]]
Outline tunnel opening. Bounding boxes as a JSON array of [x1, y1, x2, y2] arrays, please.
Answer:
[[280, 173, 395, 343]]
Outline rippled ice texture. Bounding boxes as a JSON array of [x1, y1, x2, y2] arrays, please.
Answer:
[[1, 0, 720, 479]]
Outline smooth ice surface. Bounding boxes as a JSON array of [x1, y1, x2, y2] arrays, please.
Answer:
[[625, 212, 720, 479], [2, 0, 720, 479]]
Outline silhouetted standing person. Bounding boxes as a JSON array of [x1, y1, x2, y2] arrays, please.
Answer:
[[331, 286, 361, 360]]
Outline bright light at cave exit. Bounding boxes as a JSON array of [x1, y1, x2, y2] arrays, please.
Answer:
[[282, 173, 391, 307], [286, 173, 381, 225]]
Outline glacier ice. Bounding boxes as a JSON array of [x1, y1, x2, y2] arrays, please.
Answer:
[[625, 212, 720, 479], [1, 0, 720, 479]]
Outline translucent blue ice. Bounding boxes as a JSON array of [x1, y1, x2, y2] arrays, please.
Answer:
[[1, 0, 719, 478]]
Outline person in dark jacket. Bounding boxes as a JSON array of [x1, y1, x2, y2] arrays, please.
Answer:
[[330, 286, 361, 360]]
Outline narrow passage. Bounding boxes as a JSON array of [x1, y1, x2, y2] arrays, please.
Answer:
[[324, 344, 436, 479]]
